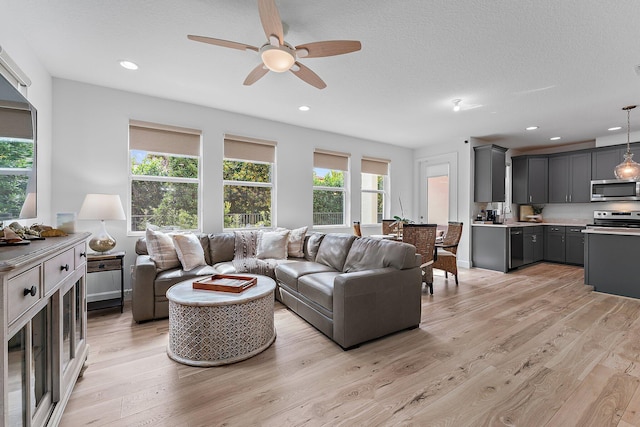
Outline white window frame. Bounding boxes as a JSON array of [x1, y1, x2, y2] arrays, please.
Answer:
[[222, 135, 277, 230], [128, 121, 202, 235], [360, 156, 390, 225], [222, 158, 276, 230], [313, 150, 350, 228]]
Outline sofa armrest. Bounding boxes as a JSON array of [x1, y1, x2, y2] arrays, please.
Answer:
[[131, 254, 158, 323], [332, 267, 422, 349]]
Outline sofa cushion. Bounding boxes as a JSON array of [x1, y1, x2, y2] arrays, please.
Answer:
[[275, 261, 335, 292], [135, 237, 148, 255], [257, 229, 290, 259], [343, 238, 418, 272], [208, 232, 235, 264], [172, 233, 207, 271], [298, 271, 342, 311], [145, 228, 181, 271], [315, 234, 356, 271], [154, 265, 218, 297], [213, 261, 237, 275], [304, 233, 324, 261]]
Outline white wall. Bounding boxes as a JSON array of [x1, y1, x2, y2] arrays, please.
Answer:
[[51, 78, 415, 298], [414, 139, 472, 268], [596, 130, 640, 147], [0, 16, 54, 226]]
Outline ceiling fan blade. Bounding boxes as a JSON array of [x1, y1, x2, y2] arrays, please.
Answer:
[[258, 0, 284, 45], [295, 40, 362, 58], [290, 62, 326, 89], [187, 35, 258, 52], [243, 64, 269, 86]]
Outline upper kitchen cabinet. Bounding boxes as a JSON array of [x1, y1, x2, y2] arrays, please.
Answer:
[[592, 143, 640, 180], [512, 156, 548, 204], [474, 144, 508, 202], [548, 151, 592, 203]]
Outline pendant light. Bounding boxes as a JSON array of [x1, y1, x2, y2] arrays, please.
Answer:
[[614, 105, 640, 180]]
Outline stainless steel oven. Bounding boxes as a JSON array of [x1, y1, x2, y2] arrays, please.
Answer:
[[590, 210, 640, 228]]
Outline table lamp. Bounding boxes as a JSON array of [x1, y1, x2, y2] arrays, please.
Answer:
[[78, 194, 126, 253]]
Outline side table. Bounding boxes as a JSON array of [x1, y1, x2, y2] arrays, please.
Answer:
[[86, 251, 125, 312]]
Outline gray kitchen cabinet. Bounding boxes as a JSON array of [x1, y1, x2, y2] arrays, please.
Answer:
[[548, 155, 569, 203], [584, 232, 640, 298], [592, 144, 640, 180], [543, 225, 585, 265], [565, 226, 586, 265], [524, 226, 544, 264], [474, 144, 507, 202], [544, 226, 566, 263], [591, 146, 620, 181], [472, 226, 509, 273], [549, 152, 591, 203], [512, 156, 548, 204]]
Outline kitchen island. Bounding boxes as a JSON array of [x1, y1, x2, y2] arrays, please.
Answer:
[[583, 227, 640, 299]]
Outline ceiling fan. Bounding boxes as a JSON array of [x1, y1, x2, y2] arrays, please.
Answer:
[[187, 0, 362, 89]]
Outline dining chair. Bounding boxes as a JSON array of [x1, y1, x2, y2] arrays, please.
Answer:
[[402, 224, 438, 294], [382, 219, 395, 235], [433, 221, 463, 285]]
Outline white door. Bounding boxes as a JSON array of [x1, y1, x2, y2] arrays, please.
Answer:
[[418, 153, 458, 225]]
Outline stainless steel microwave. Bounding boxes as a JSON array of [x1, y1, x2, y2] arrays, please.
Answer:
[[591, 179, 640, 201]]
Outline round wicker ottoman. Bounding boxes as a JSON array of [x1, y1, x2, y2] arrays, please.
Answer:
[[166, 275, 276, 367]]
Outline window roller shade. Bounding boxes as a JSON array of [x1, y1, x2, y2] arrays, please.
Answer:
[[224, 136, 276, 163], [314, 150, 349, 171], [129, 121, 201, 157], [0, 107, 32, 139], [361, 157, 389, 175]]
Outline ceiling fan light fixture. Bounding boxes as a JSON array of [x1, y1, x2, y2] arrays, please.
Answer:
[[260, 44, 295, 72], [452, 99, 461, 112]]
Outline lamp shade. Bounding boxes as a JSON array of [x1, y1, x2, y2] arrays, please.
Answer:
[[77, 194, 126, 221], [19, 192, 36, 218]]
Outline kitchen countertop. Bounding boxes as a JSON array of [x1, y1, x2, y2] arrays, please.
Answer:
[[472, 221, 590, 228]]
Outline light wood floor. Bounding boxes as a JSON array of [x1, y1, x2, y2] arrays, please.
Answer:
[[62, 264, 640, 426]]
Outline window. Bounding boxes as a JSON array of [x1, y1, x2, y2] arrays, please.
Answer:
[[361, 157, 389, 225], [313, 150, 349, 226], [223, 135, 276, 229], [129, 121, 201, 232]]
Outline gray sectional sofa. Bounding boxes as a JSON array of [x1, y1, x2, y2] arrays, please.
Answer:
[[131, 231, 423, 349]]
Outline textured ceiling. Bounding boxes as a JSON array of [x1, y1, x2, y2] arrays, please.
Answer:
[[4, 0, 640, 149]]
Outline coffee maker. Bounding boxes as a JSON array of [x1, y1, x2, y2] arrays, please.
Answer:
[[486, 209, 496, 223]]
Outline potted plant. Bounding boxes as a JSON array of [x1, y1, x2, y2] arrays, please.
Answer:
[[530, 205, 544, 222]]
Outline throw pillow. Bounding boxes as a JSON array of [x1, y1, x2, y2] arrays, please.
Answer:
[[172, 233, 207, 271], [304, 233, 325, 262], [256, 229, 290, 259], [145, 228, 180, 271], [287, 226, 308, 258]]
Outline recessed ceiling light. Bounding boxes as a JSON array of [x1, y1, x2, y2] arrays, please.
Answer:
[[608, 126, 622, 131], [525, 126, 539, 131], [119, 60, 139, 70], [298, 105, 310, 112], [550, 136, 561, 141]]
